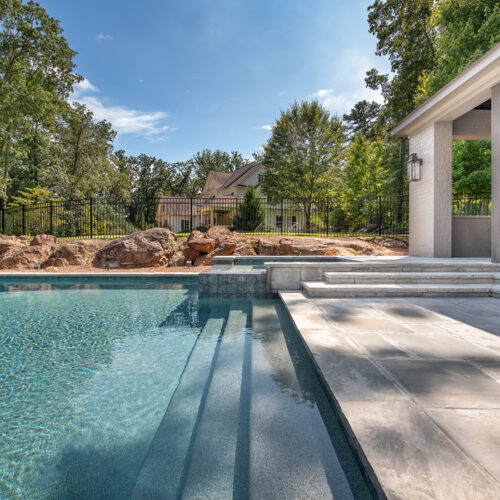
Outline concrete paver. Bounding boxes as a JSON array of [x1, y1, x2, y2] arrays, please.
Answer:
[[280, 292, 500, 499]]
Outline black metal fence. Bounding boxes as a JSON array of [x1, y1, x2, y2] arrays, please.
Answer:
[[0, 195, 409, 239], [452, 193, 491, 216]]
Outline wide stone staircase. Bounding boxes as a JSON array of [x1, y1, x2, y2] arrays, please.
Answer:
[[301, 260, 500, 298]]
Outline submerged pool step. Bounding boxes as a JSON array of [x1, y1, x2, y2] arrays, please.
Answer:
[[130, 307, 227, 500], [182, 304, 250, 499]]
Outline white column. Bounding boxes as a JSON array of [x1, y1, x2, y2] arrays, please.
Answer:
[[491, 84, 500, 262], [408, 121, 453, 257]]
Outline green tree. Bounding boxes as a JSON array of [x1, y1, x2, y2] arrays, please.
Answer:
[[452, 140, 491, 195], [0, 0, 80, 199], [9, 185, 58, 206], [262, 101, 347, 231], [418, 0, 500, 99], [190, 149, 248, 194], [232, 185, 264, 231], [46, 103, 119, 199], [343, 100, 382, 138]]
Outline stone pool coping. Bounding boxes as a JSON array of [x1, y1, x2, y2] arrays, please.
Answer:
[[280, 291, 500, 500]]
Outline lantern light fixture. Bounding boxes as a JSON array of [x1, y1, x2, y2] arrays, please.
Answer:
[[407, 153, 422, 182]]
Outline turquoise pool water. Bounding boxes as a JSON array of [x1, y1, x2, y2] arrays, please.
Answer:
[[0, 278, 371, 499]]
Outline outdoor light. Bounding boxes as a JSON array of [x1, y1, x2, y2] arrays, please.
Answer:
[[186, 260, 192, 267], [33, 263, 41, 270], [407, 153, 422, 182], [105, 260, 111, 270]]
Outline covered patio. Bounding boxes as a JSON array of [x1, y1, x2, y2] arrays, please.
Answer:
[[392, 42, 500, 261]]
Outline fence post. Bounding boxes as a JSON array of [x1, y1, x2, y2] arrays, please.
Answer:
[[90, 199, 94, 239], [280, 199, 283, 235], [0, 198, 5, 234], [378, 196, 382, 236], [49, 201, 53, 235], [326, 197, 330, 236], [190, 197, 193, 232], [22, 204, 25, 235]]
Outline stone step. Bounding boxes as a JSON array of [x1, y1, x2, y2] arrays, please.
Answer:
[[323, 271, 496, 284], [182, 304, 249, 500], [318, 262, 500, 273], [302, 282, 493, 298]]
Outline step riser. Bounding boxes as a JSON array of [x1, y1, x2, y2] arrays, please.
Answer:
[[323, 266, 500, 273], [305, 289, 492, 298], [325, 278, 494, 284]]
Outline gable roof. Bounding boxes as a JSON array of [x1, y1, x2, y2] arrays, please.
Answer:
[[392, 41, 500, 137], [221, 161, 262, 189], [205, 170, 232, 190]]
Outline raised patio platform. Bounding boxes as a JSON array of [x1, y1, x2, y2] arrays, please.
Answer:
[[281, 292, 500, 499]]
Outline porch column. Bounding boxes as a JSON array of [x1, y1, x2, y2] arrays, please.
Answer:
[[491, 83, 500, 262], [408, 121, 453, 257]]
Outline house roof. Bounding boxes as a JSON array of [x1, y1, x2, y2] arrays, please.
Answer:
[[220, 161, 262, 189], [392, 41, 500, 137], [157, 196, 194, 216], [207, 170, 232, 189]]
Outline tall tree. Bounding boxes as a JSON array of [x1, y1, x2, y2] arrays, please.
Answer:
[[343, 100, 382, 138], [46, 103, 120, 199], [418, 0, 500, 99], [262, 101, 347, 231], [0, 0, 80, 201]]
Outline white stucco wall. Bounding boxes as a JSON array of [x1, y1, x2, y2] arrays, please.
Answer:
[[491, 84, 500, 262], [408, 122, 453, 257]]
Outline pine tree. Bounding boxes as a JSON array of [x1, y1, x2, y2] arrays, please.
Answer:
[[232, 186, 264, 231]]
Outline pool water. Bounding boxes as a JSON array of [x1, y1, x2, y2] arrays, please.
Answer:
[[0, 278, 371, 499]]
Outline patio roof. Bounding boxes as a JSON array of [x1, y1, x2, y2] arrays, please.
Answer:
[[392, 42, 500, 137]]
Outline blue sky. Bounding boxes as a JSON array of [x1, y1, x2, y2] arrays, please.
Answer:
[[44, 0, 388, 162]]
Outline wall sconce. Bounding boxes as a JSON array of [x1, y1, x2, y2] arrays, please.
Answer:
[[407, 153, 422, 182]]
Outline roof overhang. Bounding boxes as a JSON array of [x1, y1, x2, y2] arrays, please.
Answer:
[[392, 42, 500, 137]]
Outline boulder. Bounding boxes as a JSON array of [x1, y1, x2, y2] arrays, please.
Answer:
[[277, 237, 330, 256], [0, 245, 53, 269], [180, 242, 200, 262], [168, 251, 186, 267], [94, 228, 177, 268], [188, 237, 216, 254], [187, 230, 203, 242], [205, 226, 246, 245], [258, 240, 276, 256], [0, 235, 26, 254], [31, 234, 58, 247], [41, 257, 69, 269], [49, 239, 109, 266], [233, 243, 257, 256], [193, 241, 238, 267]]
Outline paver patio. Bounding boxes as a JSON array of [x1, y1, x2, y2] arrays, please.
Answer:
[[280, 293, 500, 499]]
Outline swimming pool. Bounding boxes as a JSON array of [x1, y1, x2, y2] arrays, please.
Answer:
[[0, 277, 372, 499]]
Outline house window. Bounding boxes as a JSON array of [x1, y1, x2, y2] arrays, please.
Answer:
[[258, 174, 265, 184], [276, 215, 282, 228], [181, 219, 190, 231]]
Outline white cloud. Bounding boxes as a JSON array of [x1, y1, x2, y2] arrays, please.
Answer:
[[313, 86, 383, 116], [77, 96, 169, 137], [70, 78, 170, 140], [313, 50, 386, 115], [96, 34, 112, 41], [72, 78, 99, 96], [260, 124, 273, 130]]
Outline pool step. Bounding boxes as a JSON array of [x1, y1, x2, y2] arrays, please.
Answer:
[[323, 271, 496, 284], [303, 281, 493, 298], [182, 304, 250, 499], [131, 307, 227, 499]]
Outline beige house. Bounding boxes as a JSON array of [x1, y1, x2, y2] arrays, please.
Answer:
[[392, 42, 500, 260], [156, 161, 308, 232]]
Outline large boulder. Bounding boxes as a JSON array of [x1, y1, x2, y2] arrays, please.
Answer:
[[42, 257, 70, 269], [49, 239, 109, 266], [205, 226, 246, 245], [187, 230, 204, 242], [193, 241, 238, 266], [94, 228, 177, 268], [188, 237, 216, 254], [276, 237, 373, 256], [0, 235, 26, 255], [0, 245, 53, 269], [180, 242, 200, 262], [258, 240, 276, 256], [232, 243, 257, 256], [30, 234, 58, 247], [168, 251, 186, 267]]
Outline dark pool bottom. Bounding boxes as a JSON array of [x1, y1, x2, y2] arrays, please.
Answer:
[[0, 278, 372, 499]]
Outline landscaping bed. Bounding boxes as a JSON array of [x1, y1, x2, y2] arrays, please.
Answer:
[[0, 227, 408, 271]]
